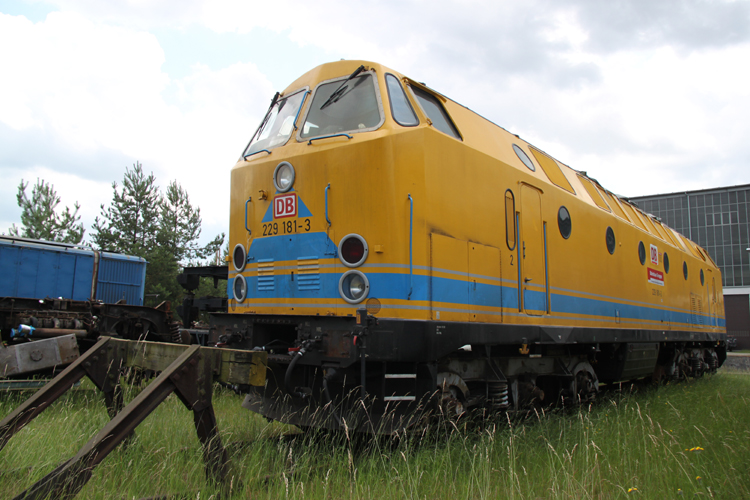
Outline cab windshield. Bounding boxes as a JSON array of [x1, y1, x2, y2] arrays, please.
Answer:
[[244, 89, 307, 157], [301, 73, 382, 138]]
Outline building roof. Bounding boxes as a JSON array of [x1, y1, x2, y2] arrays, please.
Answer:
[[630, 183, 750, 200]]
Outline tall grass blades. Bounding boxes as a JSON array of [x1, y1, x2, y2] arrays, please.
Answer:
[[0, 373, 748, 499]]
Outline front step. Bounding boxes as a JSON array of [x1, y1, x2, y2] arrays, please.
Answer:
[[383, 363, 417, 402]]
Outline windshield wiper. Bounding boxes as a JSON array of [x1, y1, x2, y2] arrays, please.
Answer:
[[250, 92, 280, 143], [319, 65, 365, 110]]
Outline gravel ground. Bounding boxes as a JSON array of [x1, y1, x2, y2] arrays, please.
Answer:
[[722, 352, 750, 372]]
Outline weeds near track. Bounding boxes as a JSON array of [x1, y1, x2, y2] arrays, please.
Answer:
[[0, 372, 748, 499]]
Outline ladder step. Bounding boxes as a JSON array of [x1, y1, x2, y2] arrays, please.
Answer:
[[384, 373, 417, 379], [384, 395, 416, 401]]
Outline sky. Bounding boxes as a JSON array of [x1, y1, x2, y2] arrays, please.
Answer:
[[1, 0, 749, 248]]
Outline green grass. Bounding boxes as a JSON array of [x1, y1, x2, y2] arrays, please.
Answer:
[[1, 372, 749, 499]]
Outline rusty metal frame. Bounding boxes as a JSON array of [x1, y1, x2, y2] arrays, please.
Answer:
[[0, 337, 267, 500]]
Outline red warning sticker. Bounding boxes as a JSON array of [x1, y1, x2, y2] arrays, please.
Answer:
[[648, 267, 664, 286]]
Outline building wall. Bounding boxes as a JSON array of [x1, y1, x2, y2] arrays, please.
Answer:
[[725, 295, 750, 350]]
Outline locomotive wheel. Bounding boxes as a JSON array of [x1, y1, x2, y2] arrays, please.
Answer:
[[574, 370, 597, 403], [705, 350, 719, 374], [439, 386, 466, 419], [675, 351, 691, 380], [436, 372, 469, 420]]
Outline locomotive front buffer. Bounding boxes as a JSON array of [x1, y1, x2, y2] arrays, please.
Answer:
[[0, 336, 267, 500]]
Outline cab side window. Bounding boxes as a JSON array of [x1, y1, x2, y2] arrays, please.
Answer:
[[385, 74, 418, 126], [411, 87, 462, 140]]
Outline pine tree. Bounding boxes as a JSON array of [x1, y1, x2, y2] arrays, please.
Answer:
[[158, 180, 225, 265], [158, 181, 203, 264], [92, 162, 224, 310], [8, 179, 85, 244], [91, 162, 161, 254], [143, 245, 182, 308]]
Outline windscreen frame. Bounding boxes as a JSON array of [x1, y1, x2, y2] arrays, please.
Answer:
[[242, 87, 310, 158], [296, 70, 385, 142]]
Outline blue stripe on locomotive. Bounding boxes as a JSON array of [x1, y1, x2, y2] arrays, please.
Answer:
[[231, 233, 723, 328]]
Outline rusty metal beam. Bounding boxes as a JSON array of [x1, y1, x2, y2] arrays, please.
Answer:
[[10, 341, 262, 500], [13, 345, 203, 500], [1, 338, 267, 499]]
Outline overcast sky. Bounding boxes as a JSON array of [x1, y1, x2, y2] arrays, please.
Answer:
[[2, 0, 749, 247]]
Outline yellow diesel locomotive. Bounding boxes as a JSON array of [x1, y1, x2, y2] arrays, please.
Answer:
[[219, 60, 725, 431]]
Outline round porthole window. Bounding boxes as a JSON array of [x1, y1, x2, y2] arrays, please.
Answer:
[[513, 144, 535, 172], [664, 253, 670, 274], [700, 269, 705, 286], [558, 207, 571, 239], [606, 227, 616, 254], [683, 262, 688, 280], [638, 241, 646, 265]]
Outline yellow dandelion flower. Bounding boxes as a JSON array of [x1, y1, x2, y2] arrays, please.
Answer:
[[696, 476, 702, 481], [627, 487, 638, 493], [677, 488, 683, 495]]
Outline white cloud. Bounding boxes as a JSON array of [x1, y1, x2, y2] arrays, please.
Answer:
[[0, 11, 168, 144], [160, 61, 274, 229], [0, 10, 275, 243]]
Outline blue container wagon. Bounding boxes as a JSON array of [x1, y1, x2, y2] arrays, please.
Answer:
[[0, 236, 147, 306]]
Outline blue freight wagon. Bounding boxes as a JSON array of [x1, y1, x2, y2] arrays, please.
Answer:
[[0, 236, 147, 306]]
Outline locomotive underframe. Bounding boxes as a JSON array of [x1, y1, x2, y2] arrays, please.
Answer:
[[207, 312, 726, 432], [0, 297, 180, 378]]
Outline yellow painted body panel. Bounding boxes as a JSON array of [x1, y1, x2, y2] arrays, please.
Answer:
[[226, 60, 725, 336]]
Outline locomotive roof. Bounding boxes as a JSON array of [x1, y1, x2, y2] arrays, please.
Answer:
[[278, 60, 717, 270]]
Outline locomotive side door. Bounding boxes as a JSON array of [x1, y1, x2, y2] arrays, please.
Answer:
[[520, 184, 547, 315], [430, 233, 469, 322], [468, 242, 501, 322]]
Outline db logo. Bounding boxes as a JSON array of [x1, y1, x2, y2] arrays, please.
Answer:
[[273, 193, 297, 219], [650, 244, 658, 265]]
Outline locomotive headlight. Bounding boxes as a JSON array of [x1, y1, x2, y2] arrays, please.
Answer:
[[339, 270, 369, 304], [233, 274, 247, 302], [233, 243, 247, 272], [339, 234, 368, 267], [273, 161, 295, 193]]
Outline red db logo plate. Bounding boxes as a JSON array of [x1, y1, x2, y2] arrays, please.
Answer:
[[273, 193, 297, 219]]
